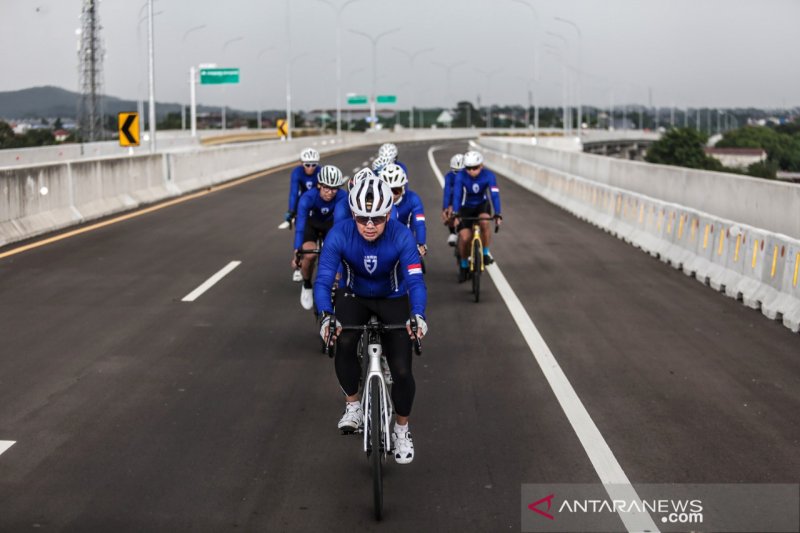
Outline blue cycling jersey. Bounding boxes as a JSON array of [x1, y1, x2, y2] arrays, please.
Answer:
[[314, 218, 427, 318], [453, 167, 502, 214], [443, 170, 457, 210], [287, 165, 320, 213], [293, 188, 348, 250], [393, 189, 426, 246]]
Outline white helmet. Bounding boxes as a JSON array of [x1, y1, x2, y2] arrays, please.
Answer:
[[378, 163, 408, 188], [463, 150, 483, 167], [371, 155, 392, 173], [349, 177, 394, 217], [348, 167, 375, 190], [317, 165, 346, 188], [450, 153, 465, 171], [300, 147, 320, 163], [378, 143, 398, 161]]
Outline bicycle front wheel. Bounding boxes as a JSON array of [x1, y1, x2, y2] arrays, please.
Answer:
[[472, 240, 482, 303], [370, 376, 384, 520]]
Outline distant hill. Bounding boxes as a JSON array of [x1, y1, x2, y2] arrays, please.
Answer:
[[0, 86, 257, 120]]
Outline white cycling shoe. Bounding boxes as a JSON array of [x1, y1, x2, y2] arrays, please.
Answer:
[[292, 269, 303, 282], [300, 286, 314, 310], [391, 427, 414, 464], [338, 402, 363, 434], [447, 233, 458, 246]]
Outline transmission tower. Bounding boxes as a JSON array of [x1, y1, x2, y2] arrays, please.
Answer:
[[77, 0, 105, 142]]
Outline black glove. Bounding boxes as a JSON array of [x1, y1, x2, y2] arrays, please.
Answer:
[[284, 211, 295, 222]]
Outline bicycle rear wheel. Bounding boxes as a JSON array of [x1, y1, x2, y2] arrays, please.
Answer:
[[472, 240, 482, 303], [369, 376, 384, 520]]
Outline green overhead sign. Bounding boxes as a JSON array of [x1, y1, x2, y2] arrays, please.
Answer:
[[376, 95, 397, 104], [200, 68, 240, 85], [347, 95, 368, 105]]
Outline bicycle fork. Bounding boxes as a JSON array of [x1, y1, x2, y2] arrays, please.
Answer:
[[362, 342, 392, 456]]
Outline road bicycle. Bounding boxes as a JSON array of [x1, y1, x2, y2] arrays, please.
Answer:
[[454, 216, 499, 303], [325, 315, 422, 520]]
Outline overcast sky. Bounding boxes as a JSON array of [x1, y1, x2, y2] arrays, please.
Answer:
[[1, 0, 798, 111]]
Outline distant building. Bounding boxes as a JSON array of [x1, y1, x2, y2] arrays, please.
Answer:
[[704, 147, 766, 169], [54, 130, 69, 142]]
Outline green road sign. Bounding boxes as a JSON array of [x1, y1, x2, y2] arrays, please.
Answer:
[[200, 68, 240, 85], [376, 95, 397, 104], [347, 95, 368, 105]]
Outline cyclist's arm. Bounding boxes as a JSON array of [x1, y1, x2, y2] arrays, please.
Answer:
[[452, 172, 465, 213], [313, 227, 343, 315], [410, 193, 427, 246], [397, 226, 427, 318], [488, 172, 502, 215], [293, 192, 312, 250], [442, 172, 453, 211], [287, 167, 302, 213]]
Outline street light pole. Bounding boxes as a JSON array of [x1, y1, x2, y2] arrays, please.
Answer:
[[256, 47, 275, 129], [221, 36, 243, 131], [181, 24, 206, 131], [316, 0, 362, 137], [510, 0, 539, 137], [348, 28, 400, 130], [555, 16, 582, 135], [146, 0, 158, 152], [394, 47, 433, 129], [475, 68, 501, 129], [432, 60, 466, 118]]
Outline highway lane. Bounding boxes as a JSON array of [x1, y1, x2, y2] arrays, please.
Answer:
[[0, 139, 797, 531]]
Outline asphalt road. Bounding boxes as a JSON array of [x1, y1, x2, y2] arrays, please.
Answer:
[[0, 140, 797, 531]]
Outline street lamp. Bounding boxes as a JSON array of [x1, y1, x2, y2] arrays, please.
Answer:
[[255, 47, 276, 130], [220, 36, 244, 130], [315, 0, 362, 136], [136, 8, 163, 141], [546, 31, 572, 134], [432, 60, 466, 113], [475, 68, 502, 129], [509, 0, 539, 136], [348, 27, 400, 130], [285, 52, 309, 139], [394, 46, 433, 129], [181, 24, 206, 131], [543, 44, 569, 136], [554, 16, 582, 134]]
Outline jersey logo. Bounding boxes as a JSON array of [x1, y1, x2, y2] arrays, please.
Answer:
[[364, 255, 378, 274], [306, 182, 313, 189], [321, 207, 330, 215], [472, 183, 480, 193]]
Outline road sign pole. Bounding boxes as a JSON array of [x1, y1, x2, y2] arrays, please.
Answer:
[[190, 66, 197, 137]]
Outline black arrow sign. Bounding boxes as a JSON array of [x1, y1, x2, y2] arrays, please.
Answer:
[[120, 114, 137, 145]]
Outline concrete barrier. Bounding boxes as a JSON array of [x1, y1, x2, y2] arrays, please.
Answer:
[[475, 139, 800, 333], [0, 129, 476, 247]]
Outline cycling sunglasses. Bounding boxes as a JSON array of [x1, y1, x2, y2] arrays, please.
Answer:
[[466, 165, 481, 171], [319, 184, 338, 192], [355, 215, 388, 226], [304, 163, 318, 168], [391, 187, 404, 195]]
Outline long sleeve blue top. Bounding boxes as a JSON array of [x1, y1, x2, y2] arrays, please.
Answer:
[[392, 190, 426, 246], [313, 218, 427, 318], [443, 170, 457, 210], [287, 165, 320, 213], [452, 167, 502, 215], [293, 188, 349, 250]]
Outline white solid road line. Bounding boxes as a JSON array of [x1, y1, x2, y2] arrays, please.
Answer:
[[0, 441, 15, 457], [427, 145, 660, 533], [181, 261, 242, 302]]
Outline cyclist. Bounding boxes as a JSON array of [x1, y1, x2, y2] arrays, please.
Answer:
[[315, 177, 428, 464], [293, 165, 348, 310], [378, 143, 408, 175], [452, 150, 502, 282], [441, 153, 464, 246], [379, 163, 427, 258], [283, 148, 321, 229], [371, 155, 393, 174]]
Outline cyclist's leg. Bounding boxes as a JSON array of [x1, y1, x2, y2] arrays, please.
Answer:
[[375, 296, 415, 422], [478, 201, 493, 260], [333, 291, 373, 401]]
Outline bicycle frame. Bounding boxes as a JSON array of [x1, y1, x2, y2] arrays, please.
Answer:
[[361, 325, 393, 456], [469, 222, 484, 274]]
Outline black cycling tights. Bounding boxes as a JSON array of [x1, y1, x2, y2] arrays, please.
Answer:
[[333, 290, 415, 417]]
